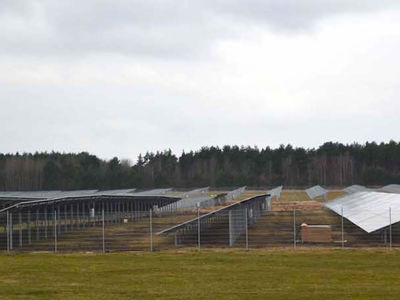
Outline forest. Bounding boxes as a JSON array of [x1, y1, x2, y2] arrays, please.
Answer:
[[1, 141, 400, 191]]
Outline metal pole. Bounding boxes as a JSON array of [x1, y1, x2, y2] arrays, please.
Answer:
[[228, 210, 232, 247], [6, 211, 9, 253], [10, 213, 13, 250], [197, 205, 201, 251], [54, 210, 57, 253], [64, 205, 68, 232], [245, 207, 248, 251], [389, 207, 392, 250], [28, 209, 31, 245], [102, 205, 105, 253], [149, 209, 153, 252], [19, 211, 22, 248], [341, 206, 344, 249], [57, 205, 61, 235], [44, 208, 48, 239], [36, 209, 39, 241], [293, 209, 296, 250]]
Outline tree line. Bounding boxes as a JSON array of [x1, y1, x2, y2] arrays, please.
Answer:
[[1, 141, 400, 191]]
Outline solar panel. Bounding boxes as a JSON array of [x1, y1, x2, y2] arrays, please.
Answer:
[[176, 196, 213, 209], [132, 188, 173, 196], [51, 190, 99, 199], [0, 189, 180, 214], [0, 191, 63, 199], [157, 193, 269, 237], [225, 186, 246, 201], [96, 188, 136, 195], [181, 187, 209, 198], [378, 184, 400, 194], [324, 191, 400, 233], [305, 185, 327, 199], [268, 186, 283, 200], [343, 185, 370, 194]]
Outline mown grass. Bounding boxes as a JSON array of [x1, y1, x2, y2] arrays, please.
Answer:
[[0, 249, 399, 299]]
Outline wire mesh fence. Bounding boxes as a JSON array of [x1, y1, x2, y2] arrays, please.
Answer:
[[1, 207, 399, 253]]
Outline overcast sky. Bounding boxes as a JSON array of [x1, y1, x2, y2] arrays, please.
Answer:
[[1, 1, 400, 162]]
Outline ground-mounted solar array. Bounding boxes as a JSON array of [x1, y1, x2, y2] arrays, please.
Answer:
[[325, 191, 400, 233], [1, 185, 400, 252], [305, 185, 327, 200], [378, 184, 400, 194], [343, 185, 371, 194]]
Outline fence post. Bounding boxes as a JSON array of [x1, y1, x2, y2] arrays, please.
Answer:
[[228, 210, 233, 247], [6, 211, 9, 253], [197, 204, 201, 251], [28, 209, 31, 245], [341, 207, 344, 249], [19, 212, 22, 248], [389, 207, 392, 250], [54, 210, 57, 253], [245, 207, 248, 251], [10, 213, 13, 250], [293, 209, 296, 250], [102, 205, 105, 253], [149, 209, 153, 252]]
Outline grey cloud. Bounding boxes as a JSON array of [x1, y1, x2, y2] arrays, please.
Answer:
[[0, 0, 399, 59], [212, 0, 400, 30]]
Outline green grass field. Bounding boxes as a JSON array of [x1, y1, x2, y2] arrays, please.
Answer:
[[0, 249, 399, 299]]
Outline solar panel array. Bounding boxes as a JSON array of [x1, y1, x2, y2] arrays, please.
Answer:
[[342, 185, 370, 194], [47, 190, 100, 199], [157, 193, 270, 248], [324, 191, 400, 233], [0, 191, 63, 199], [378, 184, 400, 194], [175, 187, 246, 209], [96, 189, 136, 195], [268, 186, 283, 200], [225, 186, 246, 202], [181, 187, 209, 198], [0, 190, 102, 202], [131, 188, 173, 196], [305, 185, 327, 199], [0, 188, 181, 214], [176, 196, 213, 209]]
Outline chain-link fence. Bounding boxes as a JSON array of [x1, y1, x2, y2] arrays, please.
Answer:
[[1, 207, 399, 252]]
